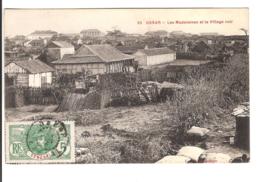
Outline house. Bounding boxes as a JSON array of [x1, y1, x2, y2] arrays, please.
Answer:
[[134, 47, 176, 66], [46, 41, 75, 60], [80, 29, 102, 38], [5, 51, 18, 59], [5, 59, 54, 88], [27, 30, 57, 40], [52, 44, 135, 75], [24, 39, 47, 48]]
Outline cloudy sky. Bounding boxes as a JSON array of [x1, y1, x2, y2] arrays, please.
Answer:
[[4, 8, 248, 37]]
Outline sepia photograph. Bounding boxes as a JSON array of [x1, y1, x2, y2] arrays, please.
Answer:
[[4, 8, 249, 164]]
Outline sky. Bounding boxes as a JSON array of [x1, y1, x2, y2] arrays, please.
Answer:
[[4, 8, 249, 37]]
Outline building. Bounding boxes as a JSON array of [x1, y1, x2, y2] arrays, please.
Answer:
[[46, 41, 75, 60], [5, 59, 54, 88], [5, 51, 18, 59], [27, 30, 58, 40], [145, 30, 168, 38], [12, 35, 27, 46], [200, 32, 219, 36], [169, 31, 192, 37], [134, 47, 176, 66], [24, 39, 47, 48], [80, 29, 102, 38], [52, 44, 135, 75]]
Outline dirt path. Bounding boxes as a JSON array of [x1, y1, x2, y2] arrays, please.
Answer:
[[5, 103, 249, 163]]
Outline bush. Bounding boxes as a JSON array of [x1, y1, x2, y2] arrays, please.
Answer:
[[166, 53, 249, 144]]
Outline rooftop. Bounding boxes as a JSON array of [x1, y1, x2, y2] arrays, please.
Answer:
[[85, 44, 134, 62], [52, 55, 104, 64], [7, 59, 55, 73], [137, 47, 174, 56], [52, 44, 135, 65], [48, 41, 74, 48], [30, 30, 57, 35]]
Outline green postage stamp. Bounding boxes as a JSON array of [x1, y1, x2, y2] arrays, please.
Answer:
[[6, 121, 75, 163]]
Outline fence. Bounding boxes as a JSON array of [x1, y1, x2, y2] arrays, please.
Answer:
[[176, 52, 206, 60], [5, 86, 58, 108]]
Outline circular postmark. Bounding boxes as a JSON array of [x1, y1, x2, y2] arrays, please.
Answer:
[[26, 120, 69, 160]]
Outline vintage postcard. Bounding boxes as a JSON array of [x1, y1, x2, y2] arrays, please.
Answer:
[[4, 8, 249, 164]]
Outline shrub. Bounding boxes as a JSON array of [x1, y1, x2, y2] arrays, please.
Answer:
[[166, 53, 249, 144]]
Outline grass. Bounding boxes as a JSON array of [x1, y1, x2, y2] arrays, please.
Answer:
[[74, 53, 250, 163], [5, 53, 249, 163]]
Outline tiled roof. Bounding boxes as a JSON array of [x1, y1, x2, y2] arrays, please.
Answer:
[[50, 41, 74, 48], [8, 59, 55, 73], [52, 55, 104, 64], [52, 44, 134, 65], [116, 45, 146, 54], [138, 47, 174, 56], [84, 44, 134, 62]]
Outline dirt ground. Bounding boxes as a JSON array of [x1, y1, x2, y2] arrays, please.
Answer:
[[5, 103, 249, 163]]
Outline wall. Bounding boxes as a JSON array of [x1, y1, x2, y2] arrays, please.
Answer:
[[147, 53, 176, 66], [5, 63, 29, 87], [60, 47, 75, 59], [106, 61, 124, 73], [134, 51, 147, 66], [28, 72, 52, 88], [105, 60, 134, 73], [5, 62, 26, 73], [55, 63, 106, 75], [48, 47, 75, 59], [47, 48, 60, 60], [5, 87, 58, 108], [17, 74, 29, 87], [80, 31, 101, 38]]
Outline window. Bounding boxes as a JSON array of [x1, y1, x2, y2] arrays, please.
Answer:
[[41, 74, 47, 87]]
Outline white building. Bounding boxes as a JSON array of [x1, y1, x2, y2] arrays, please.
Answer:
[[27, 30, 57, 40], [46, 41, 75, 60], [80, 29, 102, 38], [134, 47, 176, 66], [5, 59, 54, 88]]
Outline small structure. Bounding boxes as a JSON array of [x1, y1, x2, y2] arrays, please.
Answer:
[[5, 59, 54, 88], [47, 41, 75, 60], [52, 44, 135, 75], [232, 102, 250, 150], [134, 47, 176, 66]]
